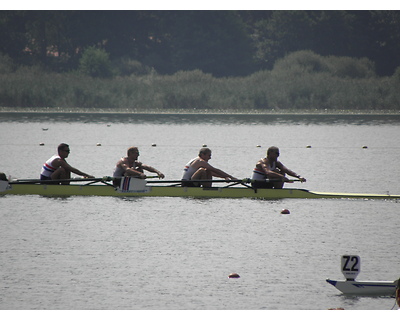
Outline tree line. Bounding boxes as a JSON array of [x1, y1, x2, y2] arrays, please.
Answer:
[[1, 10, 400, 78]]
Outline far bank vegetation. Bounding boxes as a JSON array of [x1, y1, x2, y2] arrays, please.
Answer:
[[1, 50, 399, 112]]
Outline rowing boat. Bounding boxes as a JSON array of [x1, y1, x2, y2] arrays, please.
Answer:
[[1, 177, 400, 199]]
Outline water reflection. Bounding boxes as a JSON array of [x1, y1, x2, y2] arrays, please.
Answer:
[[1, 112, 400, 126]]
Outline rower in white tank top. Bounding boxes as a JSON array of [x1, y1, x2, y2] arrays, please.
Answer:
[[182, 158, 198, 180], [250, 146, 306, 189], [251, 159, 276, 180], [40, 155, 61, 178]]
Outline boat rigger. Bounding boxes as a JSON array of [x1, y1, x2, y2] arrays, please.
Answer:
[[1, 177, 400, 200]]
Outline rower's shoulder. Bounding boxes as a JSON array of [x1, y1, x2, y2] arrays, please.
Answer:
[[52, 156, 64, 163], [190, 157, 202, 163], [257, 157, 267, 164]]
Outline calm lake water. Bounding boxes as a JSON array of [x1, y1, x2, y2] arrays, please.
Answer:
[[0, 112, 399, 311]]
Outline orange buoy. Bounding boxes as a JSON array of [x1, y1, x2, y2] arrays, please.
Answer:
[[281, 209, 290, 214], [228, 273, 240, 278]]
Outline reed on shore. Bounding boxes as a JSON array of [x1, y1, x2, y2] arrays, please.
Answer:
[[1, 51, 399, 112]]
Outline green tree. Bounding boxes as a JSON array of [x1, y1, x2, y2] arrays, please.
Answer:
[[78, 46, 113, 78]]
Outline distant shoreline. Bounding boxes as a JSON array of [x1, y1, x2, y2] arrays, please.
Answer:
[[1, 107, 399, 116]]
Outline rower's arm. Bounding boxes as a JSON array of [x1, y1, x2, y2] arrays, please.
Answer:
[[58, 159, 93, 178], [126, 168, 145, 177], [141, 165, 165, 179], [279, 163, 306, 182], [259, 162, 283, 179], [207, 164, 235, 179]]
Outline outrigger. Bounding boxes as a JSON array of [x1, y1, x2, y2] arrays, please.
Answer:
[[1, 176, 400, 200]]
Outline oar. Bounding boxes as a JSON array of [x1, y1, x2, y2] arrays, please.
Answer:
[[144, 178, 246, 184], [260, 178, 302, 183], [9, 177, 302, 185], [145, 178, 302, 184], [10, 175, 162, 185], [10, 176, 113, 184]]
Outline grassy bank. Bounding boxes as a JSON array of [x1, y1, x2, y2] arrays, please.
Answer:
[[1, 51, 399, 112]]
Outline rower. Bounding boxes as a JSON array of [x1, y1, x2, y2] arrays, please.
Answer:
[[40, 143, 94, 184], [251, 146, 306, 189], [112, 146, 165, 187], [181, 147, 236, 187]]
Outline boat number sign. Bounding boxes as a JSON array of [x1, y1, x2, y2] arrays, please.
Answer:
[[341, 255, 360, 280]]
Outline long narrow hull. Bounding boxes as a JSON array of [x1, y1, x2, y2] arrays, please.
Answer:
[[326, 279, 397, 295], [1, 183, 400, 199]]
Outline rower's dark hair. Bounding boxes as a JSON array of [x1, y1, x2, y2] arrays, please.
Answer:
[[267, 146, 279, 155], [127, 146, 139, 155], [199, 147, 211, 156], [58, 143, 69, 153]]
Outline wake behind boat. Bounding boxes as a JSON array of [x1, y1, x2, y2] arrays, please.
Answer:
[[1, 176, 400, 200]]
